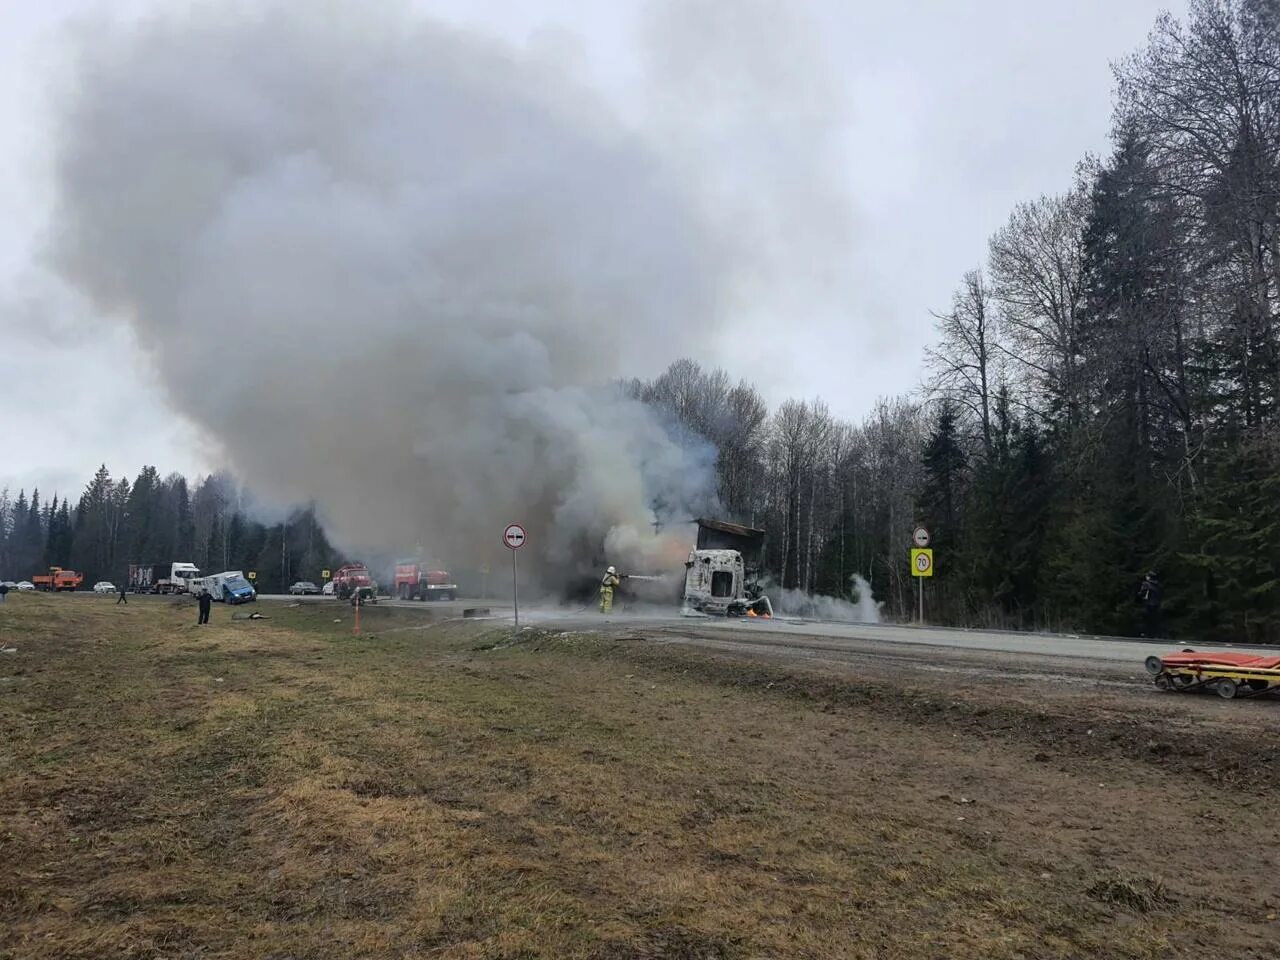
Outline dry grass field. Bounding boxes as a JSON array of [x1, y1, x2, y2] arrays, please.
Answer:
[[2, 594, 1277, 958]]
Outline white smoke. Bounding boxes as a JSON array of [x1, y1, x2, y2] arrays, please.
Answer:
[[47, 3, 727, 581], [768, 574, 882, 622], [45, 1, 855, 587]]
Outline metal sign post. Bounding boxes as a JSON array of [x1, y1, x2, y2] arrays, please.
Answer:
[[910, 547, 933, 625], [503, 523, 527, 632]]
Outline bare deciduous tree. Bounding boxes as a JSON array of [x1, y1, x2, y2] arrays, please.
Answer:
[[926, 268, 1000, 456], [988, 189, 1091, 425]]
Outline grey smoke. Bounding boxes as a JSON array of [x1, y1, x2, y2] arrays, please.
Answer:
[[48, 3, 718, 579], [47, 2, 853, 585]]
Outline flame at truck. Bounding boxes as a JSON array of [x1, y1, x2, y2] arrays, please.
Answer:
[[682, 519, 772, 618]]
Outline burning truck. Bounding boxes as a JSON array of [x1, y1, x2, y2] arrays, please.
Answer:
[[561, 517, 773, 617], [681, 518, 773, 618]]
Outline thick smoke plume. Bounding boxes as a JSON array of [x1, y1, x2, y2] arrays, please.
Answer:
[[49, 3, 729, 583]]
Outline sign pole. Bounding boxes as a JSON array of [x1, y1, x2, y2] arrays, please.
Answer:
[[512, 546, 519, 632], [503, 522, 527, 634], [909, 529, 933, 626]]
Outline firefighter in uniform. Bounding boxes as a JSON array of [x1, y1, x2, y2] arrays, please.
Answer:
[[599, 565, 621, 614]]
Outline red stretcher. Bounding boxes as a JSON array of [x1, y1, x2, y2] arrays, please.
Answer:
[[1145, 650, 1280, 699]]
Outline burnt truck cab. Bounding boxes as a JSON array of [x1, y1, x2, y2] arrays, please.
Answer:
[[682, 519, 773, 618]]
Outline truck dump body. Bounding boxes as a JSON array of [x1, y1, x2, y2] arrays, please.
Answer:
[[694, 517, 765, 567]]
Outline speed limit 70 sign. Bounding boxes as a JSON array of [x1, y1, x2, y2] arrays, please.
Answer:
[[911, 548, 934, 578]]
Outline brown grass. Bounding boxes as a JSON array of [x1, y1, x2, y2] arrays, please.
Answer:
[[1, 594, 1276, 958]]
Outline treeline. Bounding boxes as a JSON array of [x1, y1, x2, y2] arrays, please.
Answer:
[[636, 1, 1280, 642], [0, 467, 340, 594], [7, 2, 1276, 640]]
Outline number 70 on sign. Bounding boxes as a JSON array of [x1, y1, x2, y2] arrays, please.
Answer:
[[911, 548, 934, 578]]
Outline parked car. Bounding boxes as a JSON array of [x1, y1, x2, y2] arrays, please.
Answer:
[[93, 581, 117, 594], [16, 581, 36, 591], [1, 580, 16, 590], [289, 581, 320, 595], [321, 580, 335, 596]]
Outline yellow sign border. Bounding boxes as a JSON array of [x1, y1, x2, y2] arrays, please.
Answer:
[[911, 548, 934, 578]]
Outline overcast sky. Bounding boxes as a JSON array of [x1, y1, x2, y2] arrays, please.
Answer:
[[0, 0, 1186, 500]]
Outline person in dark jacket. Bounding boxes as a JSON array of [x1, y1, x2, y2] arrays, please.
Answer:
[[0, 582, 8, 603], [197, 589, 212, 625], [1138, 571, 1162, 638], [116, 584, 128, 605]]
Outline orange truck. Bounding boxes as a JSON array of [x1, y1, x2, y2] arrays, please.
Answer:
[[32, 567, 84, 592]]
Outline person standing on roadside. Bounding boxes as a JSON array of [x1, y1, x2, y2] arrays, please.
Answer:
[[0, 581, 8, 604], [116, 583, 128, 605], [1138, 571, 1162, 638], [197, 588, 212, 625]]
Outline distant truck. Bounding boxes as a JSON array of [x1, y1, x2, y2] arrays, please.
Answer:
[[128, 561, 201, 594], [331, 563, 376, 601], [193, 571, 256, 604], [393, 561, 457, 601], [32, 567, 84, 592]]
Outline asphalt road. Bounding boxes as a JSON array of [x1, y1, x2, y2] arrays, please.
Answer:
[[60, 589, 1274, 682], [245, 593, 1278, 672]]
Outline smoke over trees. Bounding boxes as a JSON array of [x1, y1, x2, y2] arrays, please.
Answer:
[[46, 1, 731, 585], [13, 0, 1280, 640]]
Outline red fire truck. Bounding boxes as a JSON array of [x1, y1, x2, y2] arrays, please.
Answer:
[[330, 563, 377, 602], [393, 561, 458, 601]]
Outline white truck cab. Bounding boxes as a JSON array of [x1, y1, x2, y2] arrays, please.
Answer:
[[683, 549, 772, 617]]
